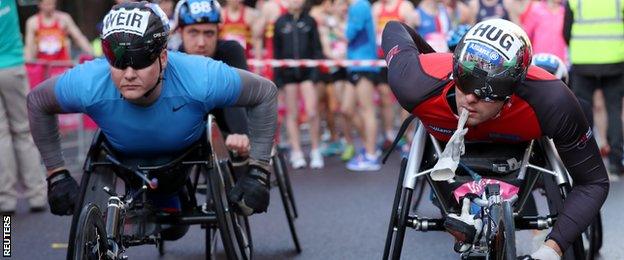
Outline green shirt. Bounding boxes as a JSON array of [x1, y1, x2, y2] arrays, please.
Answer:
[[0, 0, 25, 68]]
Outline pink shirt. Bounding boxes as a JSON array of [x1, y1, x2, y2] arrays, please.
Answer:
[[520, 1, 568, 64]]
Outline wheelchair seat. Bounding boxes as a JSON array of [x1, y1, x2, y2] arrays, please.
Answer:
[[457, 141, 529, 177]]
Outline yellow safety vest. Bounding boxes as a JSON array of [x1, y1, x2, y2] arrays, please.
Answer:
[[569, 0, 624, 64]]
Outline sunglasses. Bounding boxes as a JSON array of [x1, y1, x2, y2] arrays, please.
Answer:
[[102, 40, 159, 70], [456, 64, 513, 102]]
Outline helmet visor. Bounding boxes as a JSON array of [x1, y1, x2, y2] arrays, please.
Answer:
[[456, 62, 514, 102], [102, 39, 159, 70]]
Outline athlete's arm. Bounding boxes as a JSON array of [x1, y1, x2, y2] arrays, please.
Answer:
[[233, 69, 278, 162], [26, 77, 67, 175], [381, 21, 443, 112], [24, 17, 37, 61], [522, 81, 609, 252]]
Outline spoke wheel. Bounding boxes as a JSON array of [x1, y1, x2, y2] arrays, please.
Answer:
[[71, 204, 108, 260], [383, 158, 412, 260], [273, 152, 302, 253], [489, 201, 516, 260], [208, 162, 252, 260]]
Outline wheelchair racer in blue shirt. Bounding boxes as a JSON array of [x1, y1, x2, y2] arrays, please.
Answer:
[[26, 1, 278, 217]]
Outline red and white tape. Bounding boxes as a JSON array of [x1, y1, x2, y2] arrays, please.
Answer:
[[247, 59, 387, 68]]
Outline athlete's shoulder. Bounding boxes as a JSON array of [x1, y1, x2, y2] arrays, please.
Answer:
[[55, 58, 116, 108], [419, 53, 453, 79]]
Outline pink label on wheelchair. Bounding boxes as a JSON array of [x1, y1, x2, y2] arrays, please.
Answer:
[[453, 178, 519, 202]]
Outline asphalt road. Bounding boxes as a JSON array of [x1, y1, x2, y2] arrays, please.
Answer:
[[5, 155, 624, 259]]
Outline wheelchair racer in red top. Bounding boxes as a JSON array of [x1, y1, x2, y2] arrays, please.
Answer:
[[381, 19, 608, 259]]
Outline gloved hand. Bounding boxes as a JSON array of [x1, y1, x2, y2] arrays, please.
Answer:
[[529, 244, 561, 260], [228, 160, 270, 216], [46, 170, 80, 216]]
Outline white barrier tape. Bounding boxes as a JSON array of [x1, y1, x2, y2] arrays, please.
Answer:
[[247, 59, 388, 68]]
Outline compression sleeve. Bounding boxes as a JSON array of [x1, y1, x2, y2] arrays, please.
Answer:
[[522, 81, 609, 251], [233, 69, 278, 162], [26, 77, 66, 171], [381, 21, 447, 112]]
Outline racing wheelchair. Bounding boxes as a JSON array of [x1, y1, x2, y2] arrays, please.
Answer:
[[382, 116, 603, 260], [66, 115, 296, 259]]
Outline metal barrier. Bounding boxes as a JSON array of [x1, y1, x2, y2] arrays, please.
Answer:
[[26, 59, 97, 169]]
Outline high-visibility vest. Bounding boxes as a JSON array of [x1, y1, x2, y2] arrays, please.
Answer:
[[569, 0, 624, 64]]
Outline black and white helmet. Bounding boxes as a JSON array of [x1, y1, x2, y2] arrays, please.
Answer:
[[452, 19, 532, 101]]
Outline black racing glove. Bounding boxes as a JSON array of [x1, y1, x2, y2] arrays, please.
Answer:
[[46, 170, 80, 216], [228, 160, 270, 216]]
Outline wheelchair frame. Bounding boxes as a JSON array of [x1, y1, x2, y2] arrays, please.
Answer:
[[67, 115, 252, 260], [383, 118, 600, 260]]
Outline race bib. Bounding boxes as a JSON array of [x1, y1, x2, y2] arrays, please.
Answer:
[[102, 8, 151, 38]]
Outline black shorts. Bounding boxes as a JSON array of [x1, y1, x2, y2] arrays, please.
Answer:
[[317, 67, 348, 83], [274, 68, 318, 88], [348, 71, 381, 86]]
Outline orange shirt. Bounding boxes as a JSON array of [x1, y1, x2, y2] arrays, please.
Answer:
[[221, 7, 252, 55], [36, 14, 70, 61]]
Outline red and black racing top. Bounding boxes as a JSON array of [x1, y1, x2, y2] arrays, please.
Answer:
[[381, 21, 609, 252]]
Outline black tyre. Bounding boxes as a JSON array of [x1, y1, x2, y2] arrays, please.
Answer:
[[582, 213, 603, 260], [278, 149, 298, 218], [208, 162, 252, 260], [489, 200, 516, 260], [70, 204, 108, 260], [157, 237, 165, 256], [67, 166, 117, 259], [205, 224, 218, 260], [383, 158, 412, 260], [274, 152, 302, 253]]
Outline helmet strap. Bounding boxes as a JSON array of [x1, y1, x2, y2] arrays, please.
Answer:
[[143, 57, 163, 98]]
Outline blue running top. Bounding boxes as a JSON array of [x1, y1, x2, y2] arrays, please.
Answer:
[[55, 51, 242, 156]]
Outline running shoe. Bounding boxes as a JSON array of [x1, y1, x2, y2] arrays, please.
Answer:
[[321, 141, 344, 157], [346, 153, 381, 172], [290, 151, 307, 169], [341, 144, 356, 161], [310, 149, 325, 169]]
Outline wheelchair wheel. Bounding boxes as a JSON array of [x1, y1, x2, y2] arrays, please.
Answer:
[[68, 166, 117, 259], [488, 200, 516, 260], [383, 158, 411, 260], [207, 162, 252, 260], [582, 213, 603, 260], [205, 224, 218, 260], [70, 203, 108, 260], [278, 149, 299, 218], [157, 237, 165, 256], [273, 152, 302, 253]]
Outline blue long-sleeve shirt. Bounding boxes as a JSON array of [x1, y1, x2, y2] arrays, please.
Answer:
[[345, 0, 379, 73]]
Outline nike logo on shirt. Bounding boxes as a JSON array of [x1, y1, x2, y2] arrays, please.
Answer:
[[172, 103, 187, 112]]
